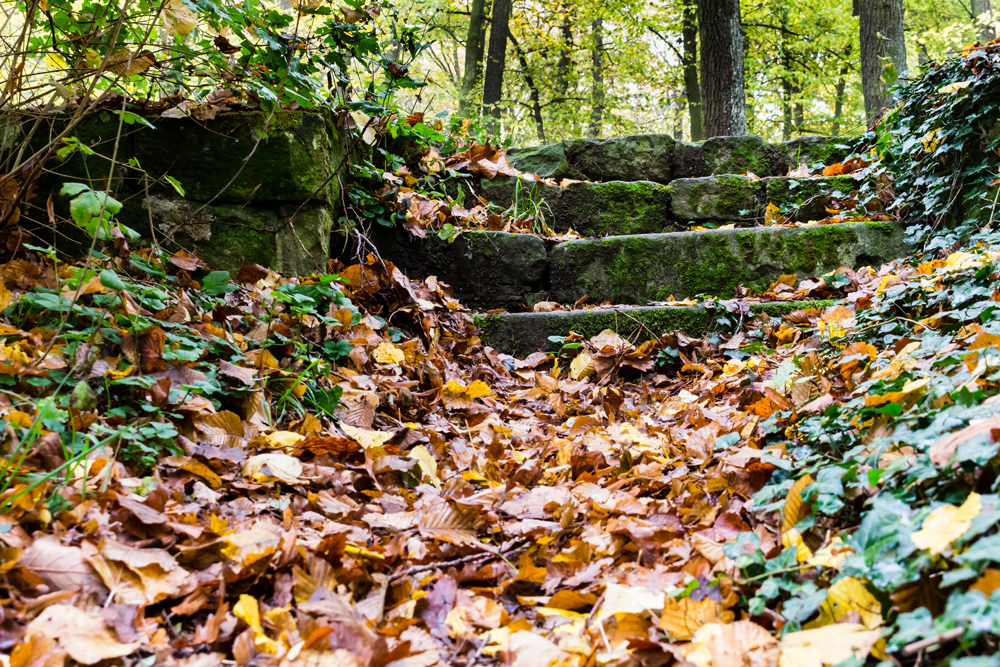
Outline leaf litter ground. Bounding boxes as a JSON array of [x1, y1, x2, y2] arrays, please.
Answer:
[[5, 229, 1000, 667]]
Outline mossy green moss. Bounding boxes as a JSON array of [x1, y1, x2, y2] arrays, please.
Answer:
[[671, 175, 763, 221], [549, 223, 910, 304], [559, 181, 675, 236]]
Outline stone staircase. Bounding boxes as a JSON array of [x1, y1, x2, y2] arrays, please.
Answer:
[[369, 133, 914, 356]]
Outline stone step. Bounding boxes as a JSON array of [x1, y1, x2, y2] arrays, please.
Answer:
[[367, 221, 910, 311], [504, 133, 853, 184], [474, 301, 836, 357], [549, 221, 908, 305], [476, 173, 867, 236]]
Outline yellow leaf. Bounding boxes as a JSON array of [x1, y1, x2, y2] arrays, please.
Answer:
[[779, 623, 882, 667], [920, 128, 942, 153], [441, 379, 493, 409], [233, 594, 280, 654], [807, 536, 853, 571], [373, 341, 405, 365], [570, 353, 594, 380], [939, 80, 973, 94], [340, 422, 393, 449], [782, 474, 814, 534], [945, 251, 984, 272], [162, 0, 198, 36], [808, 577, 882, 629], [769, 274, 798, 291], [162, 455, 222, 488], [242, 453, 305, 484], [264, 431, 305, 449], [409, 444, 441, 488], [722, 359, 747, 377], [911, 492, 981, 555], [658, 596, 734, 640]]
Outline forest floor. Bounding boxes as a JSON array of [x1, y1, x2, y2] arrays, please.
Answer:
[[2, 212, 1000, 667]]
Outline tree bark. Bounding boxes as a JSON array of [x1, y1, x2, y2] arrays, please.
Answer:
[[682, 0, 703, 141], [699, 0, 747, 137], [482, 0, 512, 128], [859, 0, 907, 126], [587, 17, 605, 138], [459, 0, 488, 116], [972, 0, 996, 42], [556, 3, 573, 95], [832, 55, 850, 135]]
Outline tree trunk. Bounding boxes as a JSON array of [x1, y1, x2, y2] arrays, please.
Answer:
[[781, 30, 793, 141], [459, 0, 487, 115], [509, 32, 546, 141], [973, 0, 996, 42], [859, 0, 906, 126], [482, 0, 512, 129], [699, 0, 747, 137], [682, 0, 703, 141], [831, 57, 850, 135], [587, 17, 605, 138], [556, 3, 573, 94]]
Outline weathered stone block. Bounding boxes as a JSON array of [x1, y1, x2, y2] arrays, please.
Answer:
[[670, 175, 763, 221], [764, 176, 858, 221], [564, 134, 675, 183], [672, 141, 709, 179], [506, 143, 579, 181], [365, 227, 549, 309], [549, 222, 910, 304], [133, 110, 341, 203], [119, 195, 332, 275], [475, 300, 837, 356], [703, 135, 772, 175], [556, 181, 676, 236]]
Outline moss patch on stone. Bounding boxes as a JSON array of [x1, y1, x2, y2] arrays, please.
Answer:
[[558, 181, 676, 236], [670, 175, 763, 221], [549, 222, 912, 304]]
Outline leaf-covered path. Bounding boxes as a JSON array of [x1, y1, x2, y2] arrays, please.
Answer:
[[3, 223, 1000, 667]]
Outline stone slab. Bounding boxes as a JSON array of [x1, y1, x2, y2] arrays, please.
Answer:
[[133, 110, 342, 203], [564, 134, 676, 183], [670, 175, 764, 221], [506, 143, 579, 181], [557, 181, 677, 236], [365, 227, 549, 310], [118, 195, 333, 275], [475, 301, 837, 357], [549, 222, 910, 304]]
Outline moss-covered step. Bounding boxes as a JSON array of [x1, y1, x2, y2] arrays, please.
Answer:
[[133, 110, 344, 203], [118, 196, 334, 275], [764, 175, 859, 221], [669, 175, 764, 221], [364, 227, 549, 309], [556, 181, 677, 236], [563, 134, 676, 184], [548, 221, 910, 304], [474, 300, 836, 356]]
